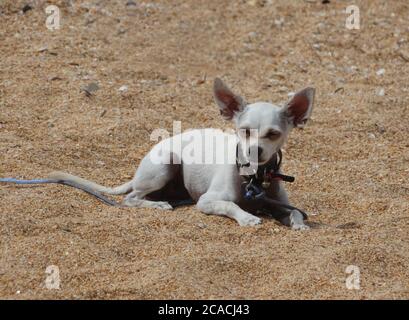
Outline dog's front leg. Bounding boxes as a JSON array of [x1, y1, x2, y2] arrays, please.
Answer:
[[273, 184, 310, 231], [197, 193, 261, 227], [269, 183, 310, 230], [279, 210, 309, 231]]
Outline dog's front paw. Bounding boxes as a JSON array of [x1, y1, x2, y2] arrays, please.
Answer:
[[291, 223, 310, 231], [238, 214, 262, 227], [152, 201, 173, 210], [290, 210, 309, 231]]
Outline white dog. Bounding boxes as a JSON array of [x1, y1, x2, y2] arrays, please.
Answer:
[[50, 78, 315, 230]]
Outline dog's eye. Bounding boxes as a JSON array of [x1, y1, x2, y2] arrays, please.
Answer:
[[265, 130, 281, 139]]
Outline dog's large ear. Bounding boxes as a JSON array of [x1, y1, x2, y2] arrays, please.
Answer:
[[213, 78, 246, 120], [282, 87, 315, 128]]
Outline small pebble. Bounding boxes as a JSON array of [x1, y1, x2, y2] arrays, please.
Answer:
[[377, 88, 385, 96], [118, 85, 128, 92], [376, 68, 385, 76], [274, 18, 284, 27], [22, 4, 32, 13], [375, 123, 386, 134], [37, 46, 48, 53], [126, 0, 137, 6], [399, 50, 409, 62], [82, 82, 99, 96]]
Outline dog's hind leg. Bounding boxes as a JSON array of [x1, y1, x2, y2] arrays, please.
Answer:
[[122, 154, 179, 210]]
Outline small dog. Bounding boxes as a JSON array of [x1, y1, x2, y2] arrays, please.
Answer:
[[50, 78, 315, 230]]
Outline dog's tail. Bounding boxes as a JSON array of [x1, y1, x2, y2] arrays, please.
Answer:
[[48, 171, 133, 195]]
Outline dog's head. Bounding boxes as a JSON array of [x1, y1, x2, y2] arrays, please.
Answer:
[[213, 78, 315, 165]]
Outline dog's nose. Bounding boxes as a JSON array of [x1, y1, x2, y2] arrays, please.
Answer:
[[248, 145, 263, 161], [257, 147, 263, 158]]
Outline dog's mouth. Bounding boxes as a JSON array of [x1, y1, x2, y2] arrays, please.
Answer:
[[255, 158, 266, 165], [248, 157, 269, 167], [246, 150, 264, 164], [247, 156, 262, 165], [253, 150, 279, 166], [237, 143, 278, 167], [252, 157, 269, 166]]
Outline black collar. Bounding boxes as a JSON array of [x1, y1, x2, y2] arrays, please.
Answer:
[[235, 144, 295, 187], [235, 144, 307, 219]]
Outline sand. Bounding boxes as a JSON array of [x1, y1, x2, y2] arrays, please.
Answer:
[[1, 0, 409, 299]]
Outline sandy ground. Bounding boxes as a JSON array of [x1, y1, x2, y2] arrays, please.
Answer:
[[1, 0, 409, 299]]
